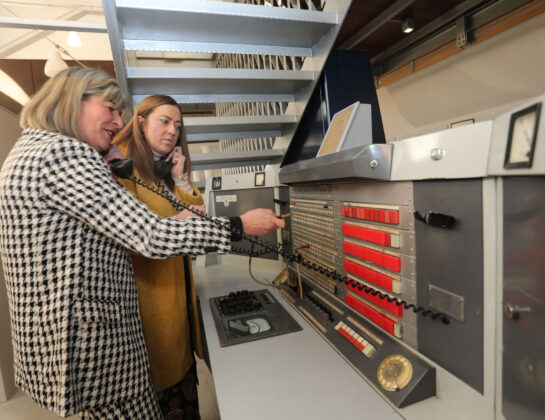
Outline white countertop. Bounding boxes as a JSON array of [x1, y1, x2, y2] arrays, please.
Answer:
[[193, 255, 401, 420]]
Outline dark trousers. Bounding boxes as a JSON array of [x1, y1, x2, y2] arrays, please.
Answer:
[[156, 363, 200, 420]]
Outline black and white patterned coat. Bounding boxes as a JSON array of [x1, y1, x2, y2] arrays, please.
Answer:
[[0, 128, 232, 417]]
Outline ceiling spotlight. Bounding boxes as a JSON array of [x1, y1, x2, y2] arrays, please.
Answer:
[[402, 17, 415, 34], [67, 31, 82, 47]]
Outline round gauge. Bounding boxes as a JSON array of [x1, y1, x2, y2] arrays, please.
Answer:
[[377, 354, 413, 392], [508, 111, 538, 163], [504, 103, 541, 169]]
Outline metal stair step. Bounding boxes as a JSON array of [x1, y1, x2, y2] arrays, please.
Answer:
[[184, 115, 297, 142], [126, 67, 314, 97], [191, 149, 286, 171], [132, 93, 295, 105], [123, 39, 312, 58], [103, 0, 351, 170], [116, 0, 337, 56]]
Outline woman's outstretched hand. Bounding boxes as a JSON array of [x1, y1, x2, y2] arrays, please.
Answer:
[[240, 208, 285, 236]]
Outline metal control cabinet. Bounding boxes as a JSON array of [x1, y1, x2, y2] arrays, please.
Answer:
[[283, 175, 493, 418], [414, 180, 485, 393], [486, 94, 545, 420], [204, 170, 289, 261], [278, 93, 545, 420], [501, 177, 545, 420]]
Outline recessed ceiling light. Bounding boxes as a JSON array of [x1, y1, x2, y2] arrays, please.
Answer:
[[402, 17, 415, 34]]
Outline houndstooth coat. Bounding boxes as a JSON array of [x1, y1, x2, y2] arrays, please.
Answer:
[[0, 128, 233, 417]]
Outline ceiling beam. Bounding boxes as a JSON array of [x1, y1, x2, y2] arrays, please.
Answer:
[[0, 7, 104, 58], [372, 0, 534, 78], [0, 16, 106, 32], [338, 0, 416, 49], [371, 0, 489, 64]]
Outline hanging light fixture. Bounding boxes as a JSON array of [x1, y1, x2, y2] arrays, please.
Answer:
[[44, 50, 68, 78], [67, 31, 82, 47], [402, 17, 415, 34]]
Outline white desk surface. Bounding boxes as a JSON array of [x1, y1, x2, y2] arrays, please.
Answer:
[[193, 256, 401, 420]]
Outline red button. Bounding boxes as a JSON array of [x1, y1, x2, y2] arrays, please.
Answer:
[[343, 242, 401, 272], [389, 210, 399, 224], [344, 260, 393, 291], [345, 294, 396, 335], [346, 281, 402, 316], [342, 224, 391, 246]]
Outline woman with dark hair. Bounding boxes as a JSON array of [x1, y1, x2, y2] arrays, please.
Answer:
[[113, 95, 207, 418], [0, 68, 284, 419]]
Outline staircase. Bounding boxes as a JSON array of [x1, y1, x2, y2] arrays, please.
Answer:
[[102, 0, 351, 178]]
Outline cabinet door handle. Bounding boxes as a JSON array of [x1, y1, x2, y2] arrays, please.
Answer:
[[504, 303, 532, 320], [414, 211, 457, 229]]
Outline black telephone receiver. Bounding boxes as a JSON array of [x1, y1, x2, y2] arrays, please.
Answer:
[[154, 158, 173, 180], [154, 134, 183, 179], [109, 159, 450, 325]]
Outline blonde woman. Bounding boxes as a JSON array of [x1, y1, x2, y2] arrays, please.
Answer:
[[0, 68, 284, 419]]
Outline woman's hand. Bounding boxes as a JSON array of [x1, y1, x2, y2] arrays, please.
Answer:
[[103, 145, 127, 180], [103, 144, 125, 164], [240, 208, 285, 236], [175, 205, 206, 219], [166, 146, 186, 179]]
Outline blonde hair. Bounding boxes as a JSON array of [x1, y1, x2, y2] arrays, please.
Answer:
[[20, 67, 129, 139], [113, 95, 192, 190]]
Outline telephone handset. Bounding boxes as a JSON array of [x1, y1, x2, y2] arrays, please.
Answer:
[[109, 159, 450, 325], [154, 158, 173, 180], [154, 135, 182, 180]]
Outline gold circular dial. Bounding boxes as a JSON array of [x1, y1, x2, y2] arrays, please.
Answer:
[[377, 354, 413, 391]]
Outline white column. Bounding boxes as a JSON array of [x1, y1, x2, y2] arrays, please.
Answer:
[[0, 108, 21, 402]]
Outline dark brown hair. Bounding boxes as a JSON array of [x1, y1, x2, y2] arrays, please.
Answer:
[[113, 95, 192, 190]]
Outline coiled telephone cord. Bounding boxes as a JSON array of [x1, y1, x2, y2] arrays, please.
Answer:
[[125, 172, 449, 325]]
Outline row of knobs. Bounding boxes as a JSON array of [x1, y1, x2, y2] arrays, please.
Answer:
[[218, 290, 263, 316], [305, 293, 334, 323]]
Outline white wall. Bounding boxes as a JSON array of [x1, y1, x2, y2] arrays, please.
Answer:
[[0, 107, 21, 402], [378, 12, 545, 142]]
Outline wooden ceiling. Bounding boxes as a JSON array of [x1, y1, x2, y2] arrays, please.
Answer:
[[334, 0, 538, 82], [335, 0, 466, 57]]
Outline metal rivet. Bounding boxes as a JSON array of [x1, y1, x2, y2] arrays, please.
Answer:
[[370, 160, 378, 168], [431, 148, 446, 160]]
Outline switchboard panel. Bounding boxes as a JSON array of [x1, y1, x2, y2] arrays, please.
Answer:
[[278, 110, 498, 419], [282, 182, 437, 408], [277, 92, 545, 419], [281, 175, 493, 410]]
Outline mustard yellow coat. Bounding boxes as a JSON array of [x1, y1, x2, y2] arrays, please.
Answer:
[[116, 145, 204, 392]]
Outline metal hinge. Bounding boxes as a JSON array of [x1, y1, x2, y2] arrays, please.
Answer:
[[456, 15, 472, 49]]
